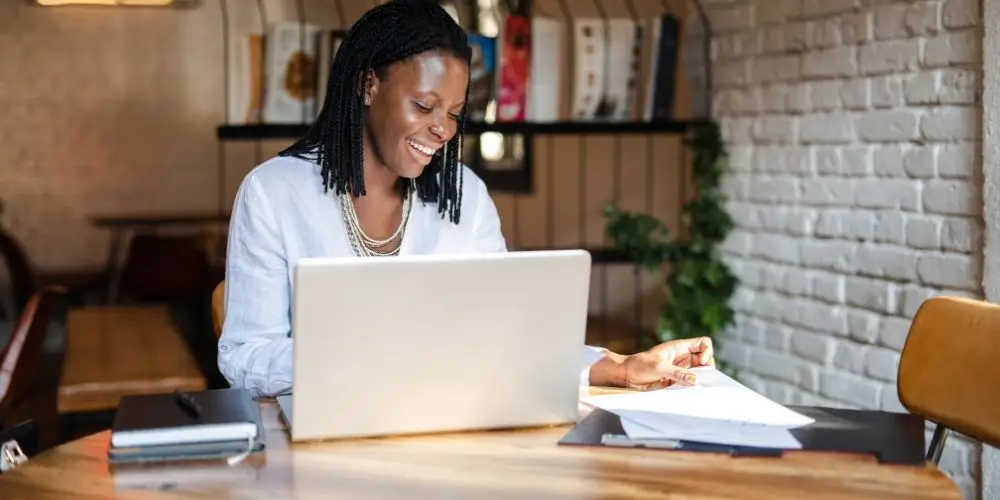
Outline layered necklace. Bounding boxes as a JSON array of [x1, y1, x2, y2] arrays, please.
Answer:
[[339, 180, 415, 257]]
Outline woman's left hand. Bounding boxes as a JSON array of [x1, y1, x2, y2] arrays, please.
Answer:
[[616, 337, 715, 391]]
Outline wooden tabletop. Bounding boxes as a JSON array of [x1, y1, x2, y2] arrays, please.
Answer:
[[58, 305, 207, 414], [0, 395, 960, 499]]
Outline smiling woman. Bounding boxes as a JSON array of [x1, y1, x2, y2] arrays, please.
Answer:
[[216, 0, 715, 400]]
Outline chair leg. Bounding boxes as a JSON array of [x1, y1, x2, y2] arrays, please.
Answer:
[[928, 424, 950, 465]]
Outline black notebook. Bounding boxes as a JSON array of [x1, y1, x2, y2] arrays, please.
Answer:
[[110, 388, 260, 450], [559, 406, 926, 465]]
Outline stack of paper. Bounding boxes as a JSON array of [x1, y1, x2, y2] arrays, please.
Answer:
[[581, 367, 814, 449]]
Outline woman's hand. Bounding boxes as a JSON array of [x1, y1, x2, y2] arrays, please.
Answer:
[[589, 337, 715, 390]]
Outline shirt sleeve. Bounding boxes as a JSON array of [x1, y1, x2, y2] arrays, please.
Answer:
[[217, 173, 293, 398], [470, 176, 607, 386]]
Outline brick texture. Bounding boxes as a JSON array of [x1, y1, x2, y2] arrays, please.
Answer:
[[709, 0, 983, 498]]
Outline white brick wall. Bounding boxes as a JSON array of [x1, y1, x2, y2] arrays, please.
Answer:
[[708, 0, 983, 498]]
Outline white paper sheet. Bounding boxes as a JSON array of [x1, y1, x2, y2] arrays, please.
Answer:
[[582, 366, 813, 449]]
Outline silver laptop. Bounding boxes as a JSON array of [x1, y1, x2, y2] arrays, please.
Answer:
[[277, 249, 592, 442]]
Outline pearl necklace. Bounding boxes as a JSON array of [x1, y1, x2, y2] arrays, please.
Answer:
[[340, 181, 415, 257]]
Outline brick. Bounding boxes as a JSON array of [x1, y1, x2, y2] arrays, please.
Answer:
[[942, 0, 979, 28], [712, 4, 755, 33], [874, 210, 905, 244], [785, 22, 811, 52], [752, 233, 801, 264], [757, 0, 803, 25], [846, 309, 881, 343], [786, 298, 848, 335], [748, 176, 799, 203], [905, 69, 978, 105], [902, 146, 936, 177], [901, 286, 936, 318], [809, 18, 842, 49], [879, 315, 912, 350], [717, 61, 752, 88], [924, 31, 980, 67], [842, 146, 872, 176], [846, 276, 896, 313], [750, 349, 799, 383], [855, 179, 920, 211], [839, 79, 869, 109], [752, 116, 797, 143], [812, 272, 845, 302], [855, 110, 920, 142], [942, 217, 981, 253], [765, 324, 792, 350], [800, 240, 859, 273], [855, 245, 919, 281], [840, 12, 873, 44], [787, 83, 811, 112], [902, 1, 942, 37], [799, 113, 855, 143], [905, 216, 941, 249], [800, 178, 856, 206], [783, 268, 811, 296], [923, 180, 979, 216], [874, 3, 908, 40], [864, 346, 901, 381], [791, 330, 834, 363], [797, 363, 820, 392], [917, 253, 980, 290], [801, 46, 858, 78], [873, 144, 906, 177], [801, 0, 861, 18], [833, 341, 866, 373], [760, 84, 790, 112], [820, 371, 881, 408], [870, 75, 905, 108], [752, 55, 802, 83], [859, 39, 921, 75], [937, 143, 976, 178], [810, 81, 843, 110], [920, 106, 977, 141]]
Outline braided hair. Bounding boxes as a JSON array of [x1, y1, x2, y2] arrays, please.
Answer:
[[279, 0, 472, 224]]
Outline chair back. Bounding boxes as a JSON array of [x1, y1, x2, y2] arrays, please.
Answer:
[[0, 287, 64, 426], [0, 228, 37, 321], [898, 296, 1000, 460], [211, 281, 225, 339]]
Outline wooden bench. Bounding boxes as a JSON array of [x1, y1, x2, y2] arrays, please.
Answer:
[[58, 305, 207, 414]]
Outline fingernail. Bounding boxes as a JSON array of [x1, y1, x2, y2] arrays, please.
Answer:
[[685, 373, 697, 384]]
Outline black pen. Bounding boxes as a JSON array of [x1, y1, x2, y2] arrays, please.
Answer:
[[174, 390, 202, 419]]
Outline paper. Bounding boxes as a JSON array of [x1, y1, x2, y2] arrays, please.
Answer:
[[582, 366, 813, 449]]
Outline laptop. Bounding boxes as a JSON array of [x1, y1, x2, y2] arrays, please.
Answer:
[[277, 249, 592, 443]]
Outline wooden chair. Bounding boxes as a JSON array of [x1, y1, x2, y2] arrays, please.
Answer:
[[0, 286, 66, 450], [0, 227, 39, 322], [898, 295, 1000, 464], [211, 281, 225, 339]]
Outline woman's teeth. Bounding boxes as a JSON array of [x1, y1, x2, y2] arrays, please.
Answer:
[[408, 140, 435, 156]]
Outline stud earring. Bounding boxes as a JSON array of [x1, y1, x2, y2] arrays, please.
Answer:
[[364, 95, 371, 105]]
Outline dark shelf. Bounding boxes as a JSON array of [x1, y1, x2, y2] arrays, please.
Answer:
[[216, 120, 705, 141]]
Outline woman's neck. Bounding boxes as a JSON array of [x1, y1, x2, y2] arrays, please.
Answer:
[[358, 145, 403, 200]]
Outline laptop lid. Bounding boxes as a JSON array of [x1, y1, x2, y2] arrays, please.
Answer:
[[287, 249, 592, 442]]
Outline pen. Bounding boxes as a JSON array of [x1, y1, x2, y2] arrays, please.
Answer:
[[174, 390, 202, 419]]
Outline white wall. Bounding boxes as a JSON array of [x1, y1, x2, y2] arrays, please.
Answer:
[[708, 0, 983, 497], [978, 0, 998, 497]]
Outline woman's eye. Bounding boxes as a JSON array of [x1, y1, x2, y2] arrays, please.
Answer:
[[414, 102, 432, 112]]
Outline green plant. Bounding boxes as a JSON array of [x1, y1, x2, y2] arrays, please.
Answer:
[[603, 122, 739, 374]]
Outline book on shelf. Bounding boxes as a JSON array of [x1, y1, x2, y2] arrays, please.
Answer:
[[107, 388, 265, 465], [222, 12, 682, 127]]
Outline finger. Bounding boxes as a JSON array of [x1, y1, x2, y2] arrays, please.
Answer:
[[659, 363, 698, 385], [645, 378, 674, 391], [687, 336, 714, 366]]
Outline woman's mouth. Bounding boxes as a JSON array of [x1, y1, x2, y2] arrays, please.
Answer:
[[407, 139, 437, 159]]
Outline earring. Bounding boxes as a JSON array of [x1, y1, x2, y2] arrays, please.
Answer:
[[364, 94, 371, 105]]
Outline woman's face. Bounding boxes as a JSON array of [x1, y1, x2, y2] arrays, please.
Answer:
[[363, 50, 469, 179]]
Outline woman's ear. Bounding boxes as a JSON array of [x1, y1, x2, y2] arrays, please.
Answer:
[[358, 69, 378, 106]]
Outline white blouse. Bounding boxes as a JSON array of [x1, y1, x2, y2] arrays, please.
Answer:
[[217, 156, 607, 398]]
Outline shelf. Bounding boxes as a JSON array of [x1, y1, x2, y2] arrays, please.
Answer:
[[216, 120, 705, 141]]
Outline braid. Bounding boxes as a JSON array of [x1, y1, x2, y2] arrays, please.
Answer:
[[280, 0, 471, 224]]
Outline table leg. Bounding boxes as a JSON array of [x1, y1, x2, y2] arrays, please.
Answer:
[[102, 230, 127, 304]]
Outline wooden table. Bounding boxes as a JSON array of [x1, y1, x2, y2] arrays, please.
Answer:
[[58, 305, 207, 414], [0, 396, 960, 499]]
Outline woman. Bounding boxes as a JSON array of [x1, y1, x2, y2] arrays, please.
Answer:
[[218, 0, 714, 399]]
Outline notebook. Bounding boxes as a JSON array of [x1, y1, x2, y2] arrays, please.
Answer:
[[110, 389, 259, 449]]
